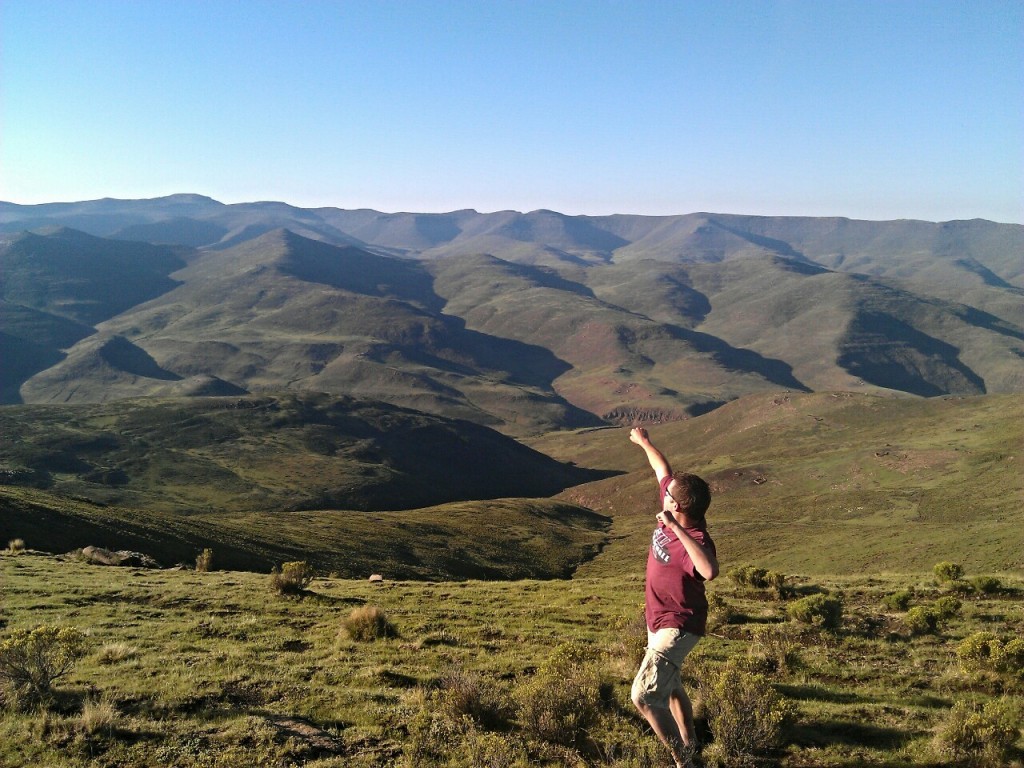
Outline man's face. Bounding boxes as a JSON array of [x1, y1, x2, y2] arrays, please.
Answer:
[[663, 482, 682, 513]]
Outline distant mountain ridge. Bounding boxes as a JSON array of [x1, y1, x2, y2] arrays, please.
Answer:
[[1, 196, 1022, 430]]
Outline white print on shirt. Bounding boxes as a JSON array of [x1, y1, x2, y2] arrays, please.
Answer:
[[652, 526, 672, 564]]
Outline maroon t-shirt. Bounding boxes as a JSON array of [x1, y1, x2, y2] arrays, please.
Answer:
[[645, 475, 716, 635]]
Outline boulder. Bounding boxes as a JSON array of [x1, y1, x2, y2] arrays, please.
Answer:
[[80, 545, 160, 568]]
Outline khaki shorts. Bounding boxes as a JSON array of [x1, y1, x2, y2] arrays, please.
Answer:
[[631, 627, 701, 709]]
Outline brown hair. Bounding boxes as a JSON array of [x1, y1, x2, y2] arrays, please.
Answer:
[[668, 472, 711, 522]]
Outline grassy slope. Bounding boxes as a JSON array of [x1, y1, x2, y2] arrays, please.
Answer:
[[0, 392, 606, 514], [0, 391, 614, 580], [528, 391, 1024, 577], [2, 390, 1020, 582], [0, 488, 607, 579], [1, 552, 1021, 767]]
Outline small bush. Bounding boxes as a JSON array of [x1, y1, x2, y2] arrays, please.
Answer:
[[435, 667, 506, 727], [932, 697, 1019, 767], [195, 548, 214, 572], [96, 642, 139, 666], [708, 591, 740, 627], [905, 606, 940, 635], [934, 561, 964, 583], [270, 561, 314, 595], [970, 575, 1002, 594], [457, 728, 530, 768], [0, 625, 87, 710], [746, 626, 801, 677], [611, 606, 648, 664], [956, 632, 1002, 673], [731, 565, 786, 594], [515, 641, 602, 747], [7, 539, 25, 554], [700, 658, 794, 767], [342, 605, 397, 642], [995, 637, 1024, 677], [787, 593, 843, 630], [80, 696, 117, 736], [933, 595, 962, 621], [404, 702, 469, 767], [881, 589, 913, 611], [946, 579, 975, 595]]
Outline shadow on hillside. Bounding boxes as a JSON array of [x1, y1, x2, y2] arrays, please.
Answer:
[[666, 324, 810, 391], [291, 590, 366, 607], [789, 718, 911, 752], [838, 311, 986, 396], [777, 683, 865, 705]]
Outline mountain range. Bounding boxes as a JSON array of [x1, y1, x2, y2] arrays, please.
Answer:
[[1, 195, 1021, 432]]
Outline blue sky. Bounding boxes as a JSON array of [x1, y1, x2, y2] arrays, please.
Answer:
[[2, 0, 1021, 222]]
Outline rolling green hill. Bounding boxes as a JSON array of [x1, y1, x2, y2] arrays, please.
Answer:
[[528, 390, 1023, 577], [0, 391, 605, 515], [1, 390, 1019, 579], [0, 391, 611, 579]]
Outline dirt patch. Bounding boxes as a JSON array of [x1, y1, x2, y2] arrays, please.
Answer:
[[705, 466, 772, 493], [267, 716, 345, 756]]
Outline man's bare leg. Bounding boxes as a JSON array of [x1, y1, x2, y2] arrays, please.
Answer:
[[669, 685, 698, 748], [633, 698, 692, 767]]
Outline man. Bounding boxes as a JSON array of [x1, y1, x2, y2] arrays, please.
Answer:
[[629, 426, 719, 768]]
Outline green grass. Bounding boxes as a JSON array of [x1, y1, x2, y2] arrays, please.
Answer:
[[0, 487, 608, 579], [1, 551, 1021, 767], [0, 391, 606, 515], [2, 390, 1021, 581], [534, 391, 1024, 578]]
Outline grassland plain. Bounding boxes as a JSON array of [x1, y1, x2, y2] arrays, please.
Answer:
[[1, 551, 1021, 767]]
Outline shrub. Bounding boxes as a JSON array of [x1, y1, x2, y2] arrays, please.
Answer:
[[746, 626, 801, 677], [434, 667, 506, 727], [195, 548, 214, 572], [995, 637, 1024, 677], [707, 591, 740, 627], [946, 579, 975, 595], [934, 561, 964, 583], [932, 697, 1019, 767], [787, 594, 843, 630], [80, 696, 117, 736], [881, 589, 913, 611], [404, 701, 470, 767], [956, 632, 1002, 673], [404, 703, 528, 768], [270, 561, 314, 595], [731, 565, 786, 593], [7, 539, 25, 554], [700, 658, 794, 767], [342, 605, 397, 642], [970, 575, 1001, 594], [0, 625, 87, 710], [515, 641, 602, 747], [96, 642, 139, 666], [905, 606, 940, 635], [932, 595, 962, 621], [611, 606, 648, 663], [457, 728, 530, 768]]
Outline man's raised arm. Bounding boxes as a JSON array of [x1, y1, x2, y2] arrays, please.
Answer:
[[629, 427, 672, 481]]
